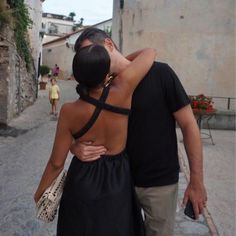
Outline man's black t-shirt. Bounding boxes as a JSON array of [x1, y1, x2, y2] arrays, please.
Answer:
[[127, 62, 190, 187]]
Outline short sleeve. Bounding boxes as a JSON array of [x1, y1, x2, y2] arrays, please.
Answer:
[[57, 85, 60, 92], [162, 64, 190, 113]]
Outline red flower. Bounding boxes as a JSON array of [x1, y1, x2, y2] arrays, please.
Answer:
[[189, 94, 214, 110]]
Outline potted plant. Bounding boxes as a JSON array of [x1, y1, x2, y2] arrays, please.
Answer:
[[39, 65, 50, 90], [189, 94, 215, 113]]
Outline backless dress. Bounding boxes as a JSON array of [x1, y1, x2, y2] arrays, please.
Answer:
[[57, 85, 145, 236]]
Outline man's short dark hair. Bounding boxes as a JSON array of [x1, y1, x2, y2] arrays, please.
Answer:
[[74, 28, 117, 52], [74, 27, 118, 52]]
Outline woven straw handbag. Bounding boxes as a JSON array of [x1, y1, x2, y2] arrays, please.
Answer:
[[36, 170, 67, 223]]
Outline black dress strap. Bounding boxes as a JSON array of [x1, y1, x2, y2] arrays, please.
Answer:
[[72, 86, 110, 139], [72, 84, 131, 140], [80, 95, 130, 115]]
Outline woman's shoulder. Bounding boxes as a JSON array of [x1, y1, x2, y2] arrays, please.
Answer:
[[58, 101, 83, 125], [62, 99, 91, 113], [60, 101, 80, 116]]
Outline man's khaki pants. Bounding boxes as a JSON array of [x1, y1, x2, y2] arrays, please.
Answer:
[[135, 183, 178, 236]]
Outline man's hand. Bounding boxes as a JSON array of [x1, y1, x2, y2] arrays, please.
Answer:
[[182, 182, 207, 219], [174, 105, 207, 219], [70, 141, 107, 162]]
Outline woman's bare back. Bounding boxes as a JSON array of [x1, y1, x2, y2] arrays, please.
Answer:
[[64, 83, 130, 155]]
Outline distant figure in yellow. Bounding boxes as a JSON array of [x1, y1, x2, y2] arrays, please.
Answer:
[[49, 78, 60, 115]]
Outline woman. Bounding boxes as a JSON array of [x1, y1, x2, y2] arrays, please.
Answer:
[[34, 45, 156, 235]]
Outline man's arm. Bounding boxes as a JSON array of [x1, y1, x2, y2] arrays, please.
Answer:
[[125, 49, 147, 61], [174, 104, 207, 219], [70, 140, 107, 161]]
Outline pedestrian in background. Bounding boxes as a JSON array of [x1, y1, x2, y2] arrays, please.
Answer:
[[49, 78, 60, 116], [53, 64, 60, 78]]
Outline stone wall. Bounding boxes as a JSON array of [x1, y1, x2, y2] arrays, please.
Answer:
[[0, 44, 8, 125], [0, 27, 37, 125], [112, 0, 236, 108]]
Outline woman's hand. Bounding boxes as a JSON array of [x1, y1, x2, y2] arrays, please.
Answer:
[[34, 192, 41, 204]]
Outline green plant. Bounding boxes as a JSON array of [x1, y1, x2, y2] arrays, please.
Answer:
[[104, 26, 112, 37], [73, 18, 84, 30], [72, 25, 77, 32], [7, 0, 33, 69], [69, 12, 76, 21], [39, 65, 50, 77]]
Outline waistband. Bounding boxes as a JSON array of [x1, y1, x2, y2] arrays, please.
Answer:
[[73, 149, 127, 163]]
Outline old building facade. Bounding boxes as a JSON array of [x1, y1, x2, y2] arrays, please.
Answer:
[[0, 0, 45, 125], [112, 0, 235, 110], [42, 19, 112, 80], [42, 13, 76, 44], [26, 0, 45, 78], [42, 12, 75, 36]]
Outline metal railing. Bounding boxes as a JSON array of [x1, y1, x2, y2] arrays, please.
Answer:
[[210, 96, 236, 111]]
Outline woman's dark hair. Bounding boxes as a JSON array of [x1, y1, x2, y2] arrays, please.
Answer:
[[73, 44, 110, 95]]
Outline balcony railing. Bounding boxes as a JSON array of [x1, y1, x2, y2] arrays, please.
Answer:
[[211, 96, 236, 111]]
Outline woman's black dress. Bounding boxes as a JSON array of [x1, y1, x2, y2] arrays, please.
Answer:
[[57, 85, 145, 236]]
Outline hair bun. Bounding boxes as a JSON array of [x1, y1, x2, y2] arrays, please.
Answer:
[[76, 84, 88, 96]]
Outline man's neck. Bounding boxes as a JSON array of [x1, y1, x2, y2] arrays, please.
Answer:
[[111, 52, 131, 75]]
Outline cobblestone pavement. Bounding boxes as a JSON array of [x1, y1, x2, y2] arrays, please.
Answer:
[[177, 128, 236, 236], [0, 80, 213, 235]]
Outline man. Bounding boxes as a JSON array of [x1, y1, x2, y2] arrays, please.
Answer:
[[70, 28, 207, 236]]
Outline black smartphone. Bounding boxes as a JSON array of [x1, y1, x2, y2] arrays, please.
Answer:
[[184, 199, 196, 220]]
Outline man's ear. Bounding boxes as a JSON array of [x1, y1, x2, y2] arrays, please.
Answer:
[[104, 38, 114, 52]]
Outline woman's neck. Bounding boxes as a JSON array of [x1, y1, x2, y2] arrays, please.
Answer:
[[88, 85, 104, 97]]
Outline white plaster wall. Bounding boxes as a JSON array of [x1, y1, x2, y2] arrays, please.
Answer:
[[68, 32, 82, 45], [43, 41, 74, 79], [112, 0, 236, 108], [42, 35, 60, 44], [68, 19, 112, 45], [94, 19, 112, 32], [26, 0, 44, 77], [42, 17, 74, 35]]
